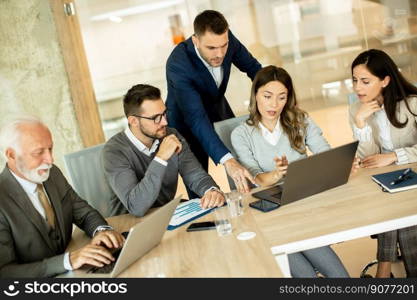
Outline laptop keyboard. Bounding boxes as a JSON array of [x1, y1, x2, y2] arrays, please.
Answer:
[[90, 259, 118, 274], [88, 231, 129, 274]]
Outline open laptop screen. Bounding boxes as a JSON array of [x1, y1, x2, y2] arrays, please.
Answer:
[[252, 141, 358, 209]]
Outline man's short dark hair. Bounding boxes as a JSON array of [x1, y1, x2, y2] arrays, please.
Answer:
[[123, 84, 161, 117], [193, 10, 229, 36]]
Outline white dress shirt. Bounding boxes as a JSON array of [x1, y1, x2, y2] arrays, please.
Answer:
[[194, 45, 233, 164], [254, 120, 282, 183], [194, 45, 223, 88], [10, 171, 74, 270], [124, 127, 167, 166], [352, 108, 408, 164], [259, 120, 282, 146], [125, 127, 218, 196], [11, 170, 113, 271]]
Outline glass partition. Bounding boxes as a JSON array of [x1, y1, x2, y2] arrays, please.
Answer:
[[74, 0, 417, 139]]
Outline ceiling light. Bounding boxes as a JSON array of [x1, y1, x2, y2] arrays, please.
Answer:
[[109, 16, 123, 23], [91, 0, 184, 22]]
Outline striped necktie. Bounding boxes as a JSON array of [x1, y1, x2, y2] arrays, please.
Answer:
[[36, 184, 55, 228]]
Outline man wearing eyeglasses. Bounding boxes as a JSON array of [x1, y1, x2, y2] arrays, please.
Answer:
[[102, 84, 225, 217]]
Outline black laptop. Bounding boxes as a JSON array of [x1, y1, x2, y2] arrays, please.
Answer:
[[250, 141, 359, 212]]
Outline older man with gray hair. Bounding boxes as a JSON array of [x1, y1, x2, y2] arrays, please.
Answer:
[[0, 115, 124, 278]]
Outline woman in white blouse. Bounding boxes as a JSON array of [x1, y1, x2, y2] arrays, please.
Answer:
[[349, 49, 417, 277]]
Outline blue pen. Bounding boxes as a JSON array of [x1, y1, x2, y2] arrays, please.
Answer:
[[390, 168, 412, 185]]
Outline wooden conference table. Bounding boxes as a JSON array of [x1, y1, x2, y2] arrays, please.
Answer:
[[68, 163, 417, 277], [67, 204, 283, 277], [252, 163, 417, 277]]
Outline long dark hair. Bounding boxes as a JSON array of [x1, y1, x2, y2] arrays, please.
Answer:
[[247, 66, 308, 154], [351, 49, 417, 128]]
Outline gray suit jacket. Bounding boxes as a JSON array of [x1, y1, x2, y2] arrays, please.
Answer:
[[0, 165, 107, 278]]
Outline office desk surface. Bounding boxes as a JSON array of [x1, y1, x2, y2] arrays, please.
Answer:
[[67, 164, 416, 277], [67, 206, 283, 277], [251, 163, 417, 255]]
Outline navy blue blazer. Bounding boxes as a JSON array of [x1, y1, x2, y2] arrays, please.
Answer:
[[166, 31, 261, 164]]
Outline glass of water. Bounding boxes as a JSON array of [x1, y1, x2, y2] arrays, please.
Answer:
[[213, 206, 232, 236], [226, 190, 243, 218]]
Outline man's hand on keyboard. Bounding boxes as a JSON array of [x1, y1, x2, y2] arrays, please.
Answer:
[[91, 230, 125, 249], [69, 244, 115, 269]]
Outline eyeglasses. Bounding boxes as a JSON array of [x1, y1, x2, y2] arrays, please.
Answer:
[[132, 111, 167, 124]]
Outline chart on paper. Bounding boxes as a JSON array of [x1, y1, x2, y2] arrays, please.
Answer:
[[168, 198, 215, 229]]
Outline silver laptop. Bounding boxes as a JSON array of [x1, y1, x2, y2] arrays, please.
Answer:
[[57, 196, 181, 278], [250, 141, 358, 212]]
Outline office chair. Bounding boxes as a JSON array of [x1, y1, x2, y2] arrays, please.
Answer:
[[64, 144, 112, 218], [213, 114, 249, 190], [359, 239, 405, 278]]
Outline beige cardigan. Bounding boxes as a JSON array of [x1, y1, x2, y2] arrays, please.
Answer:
[[349, 96, 417, 162]]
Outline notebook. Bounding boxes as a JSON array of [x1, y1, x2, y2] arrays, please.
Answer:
[[168, 198, 215, 230], [372, 168, 417, 193]]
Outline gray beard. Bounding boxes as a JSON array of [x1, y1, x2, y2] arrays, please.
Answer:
[[16, 159, 51, 184]]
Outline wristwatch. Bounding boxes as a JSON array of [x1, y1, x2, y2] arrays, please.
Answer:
[[205, 186, 223, 195], [93, 225, 113, 236]]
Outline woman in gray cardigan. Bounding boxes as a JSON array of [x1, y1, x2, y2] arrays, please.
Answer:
[[349, 49, 417, 278], [231, 66, 349, 278]]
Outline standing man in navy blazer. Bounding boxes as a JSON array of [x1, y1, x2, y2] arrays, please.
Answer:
[[166, 10, 261, 194]]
